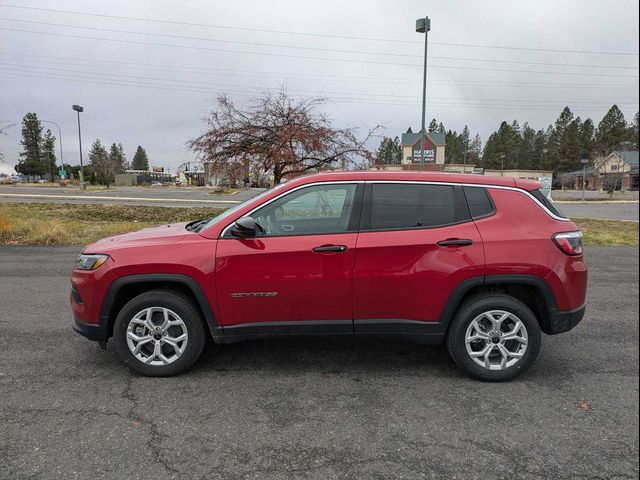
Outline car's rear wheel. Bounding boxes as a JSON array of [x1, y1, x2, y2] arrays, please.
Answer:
[[113, 290, 206, 376], [446, 294, 541, 381]]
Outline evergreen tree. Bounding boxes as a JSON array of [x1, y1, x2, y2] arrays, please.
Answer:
[[376, 136, 402, 164], [595, 105, 628, 155], [628, 112, 639, 149], [41, 129, 57, 181], [16, 112, 45, 181], [131, 145, 149, 170], [460, 126, 471, 164], [109, 143, 127, 174], [89, 139, 115, 187], [428, 118, 438, 133], [469, 133, 482, 165], [406, 127, 413, 134], [579, 118, 595, 159], [546, 107, 574, 171], [437, 122, 446, 134]]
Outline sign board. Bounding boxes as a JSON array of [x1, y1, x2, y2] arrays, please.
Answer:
[[58, 168, 66, 179], [538, 177, 552, 198], [412, 149, 435, 160]]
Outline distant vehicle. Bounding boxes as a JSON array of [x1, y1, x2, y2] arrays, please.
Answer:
[[71, 171, 587, 381]]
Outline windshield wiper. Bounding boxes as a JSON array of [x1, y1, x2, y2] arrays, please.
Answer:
[[186, 219, 208, 232]]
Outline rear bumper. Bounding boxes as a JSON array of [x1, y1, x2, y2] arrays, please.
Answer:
[[73, 316, 108, 342], [547, 304, 586, 335]]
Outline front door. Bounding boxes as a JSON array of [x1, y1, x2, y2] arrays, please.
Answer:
[[216, 182, 362, 334]]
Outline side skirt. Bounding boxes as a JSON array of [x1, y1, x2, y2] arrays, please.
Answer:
[[211, 319, 446, 345]]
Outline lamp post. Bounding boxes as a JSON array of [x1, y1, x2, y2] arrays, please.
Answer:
[[41, 120, 64, 178], [500, 154, 506, 173], [416, 16, 431, 171], [72, 105, 85, 189], [581, 158, 589, 201]]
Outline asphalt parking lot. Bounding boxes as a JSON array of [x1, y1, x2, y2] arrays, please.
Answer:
[[0, 247, 638, 479]]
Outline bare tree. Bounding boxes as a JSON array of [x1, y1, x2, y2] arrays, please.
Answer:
[[188, 90, 378, 184]]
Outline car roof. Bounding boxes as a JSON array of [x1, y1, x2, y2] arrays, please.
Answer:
[[288, 171, 542, 191]]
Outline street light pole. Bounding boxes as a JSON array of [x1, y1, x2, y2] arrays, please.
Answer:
[[416, 16, 431, 171], [500, 154, 506, 174], [72, 105, 85, 189]]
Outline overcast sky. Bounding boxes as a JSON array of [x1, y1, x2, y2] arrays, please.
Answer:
[[1, 0, 638, 171]]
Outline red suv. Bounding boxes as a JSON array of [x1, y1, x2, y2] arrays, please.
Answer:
[[71, 172, 587, 381]]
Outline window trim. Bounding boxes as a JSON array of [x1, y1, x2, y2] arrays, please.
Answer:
[[220, 181, 364, 238], [219, 179, 569, 238]]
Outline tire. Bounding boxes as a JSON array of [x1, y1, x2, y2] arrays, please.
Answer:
[[446, 293, 542, 382], [113, 289, 207, 376]]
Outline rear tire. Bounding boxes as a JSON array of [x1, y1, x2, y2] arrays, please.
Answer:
[[446, 293, 541, 381], [113, 290, 207, 376]]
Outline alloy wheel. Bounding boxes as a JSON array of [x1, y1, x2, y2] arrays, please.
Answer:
[[126, 307, 188, 366], [464, 310, 528, 371]]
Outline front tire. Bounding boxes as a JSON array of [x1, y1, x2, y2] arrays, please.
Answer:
[[113, 290, 207, 376], [446, 294, 542, 381]]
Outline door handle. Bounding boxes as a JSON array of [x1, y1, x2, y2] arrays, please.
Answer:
[[437, 239, 473, 247], [312, 245, 348, 253]]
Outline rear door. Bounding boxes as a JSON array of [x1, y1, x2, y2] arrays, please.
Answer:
[[353, 182, 485, 332]]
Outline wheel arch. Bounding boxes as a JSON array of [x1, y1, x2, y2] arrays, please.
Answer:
[[439, 274, 558, 335], [100, 274, 218, 340]]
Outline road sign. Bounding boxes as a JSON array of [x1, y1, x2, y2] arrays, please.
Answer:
[[58, 168, 66, 179]]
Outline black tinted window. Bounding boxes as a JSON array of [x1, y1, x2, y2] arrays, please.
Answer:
[[369, 184, 469, 230], [464, 186, 495, 218], [531, 189, 566, 218]]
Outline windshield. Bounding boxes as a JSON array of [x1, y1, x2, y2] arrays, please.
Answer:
[[193, 183, 289, 232]]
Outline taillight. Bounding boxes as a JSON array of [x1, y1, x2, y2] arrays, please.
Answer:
[[552, 231, 584, 256]]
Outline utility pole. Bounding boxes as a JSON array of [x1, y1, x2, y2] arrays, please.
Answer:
[[416, 16, 431, 171], [72, 105, 85, 189]]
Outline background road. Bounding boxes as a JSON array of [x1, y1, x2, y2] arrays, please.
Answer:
[[0, 185, 262, 208], [0, 247, 638, 479], [2, 185, 638, 220], [557, 203, 639, 221]]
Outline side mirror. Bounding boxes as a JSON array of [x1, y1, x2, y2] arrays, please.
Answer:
[[231, 216, 262, 238]]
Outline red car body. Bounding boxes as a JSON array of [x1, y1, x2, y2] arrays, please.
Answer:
[[72, 171, 587, 354]]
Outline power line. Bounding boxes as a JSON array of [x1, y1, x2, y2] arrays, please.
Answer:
[[1, 66, 636, 110], [0, 3, 638, 56], [2, 52, 638, 89], [1, 27, 639, 79], [1, 17, 637, 71]]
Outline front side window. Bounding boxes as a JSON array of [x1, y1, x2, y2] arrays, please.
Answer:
[[252, 184, 358, 236], [367, 183, 469, 230]]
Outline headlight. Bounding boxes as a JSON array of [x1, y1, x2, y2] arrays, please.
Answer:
[[76, 254, 109, 271]]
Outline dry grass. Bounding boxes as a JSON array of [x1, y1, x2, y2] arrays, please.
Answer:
[[0, 203, 224, 245], [0, 203, 637, 247], [572, 218, 638, 247]]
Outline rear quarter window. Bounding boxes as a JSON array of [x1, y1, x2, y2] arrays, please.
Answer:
[[463, 186, 495, 219], [531, 189, 566, 218]]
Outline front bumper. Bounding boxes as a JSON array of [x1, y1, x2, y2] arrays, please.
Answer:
[[547, 304, 586, 335], [73, 316, 108, 342]]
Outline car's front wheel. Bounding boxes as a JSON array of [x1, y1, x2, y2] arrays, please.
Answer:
[[446, 294, 542, 381], [113, 290, 207, 376]]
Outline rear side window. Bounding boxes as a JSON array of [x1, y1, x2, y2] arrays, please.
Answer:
[[531, 189, 566, 218], [463, 186, 495, 219], [367, 184, 469, 230]]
